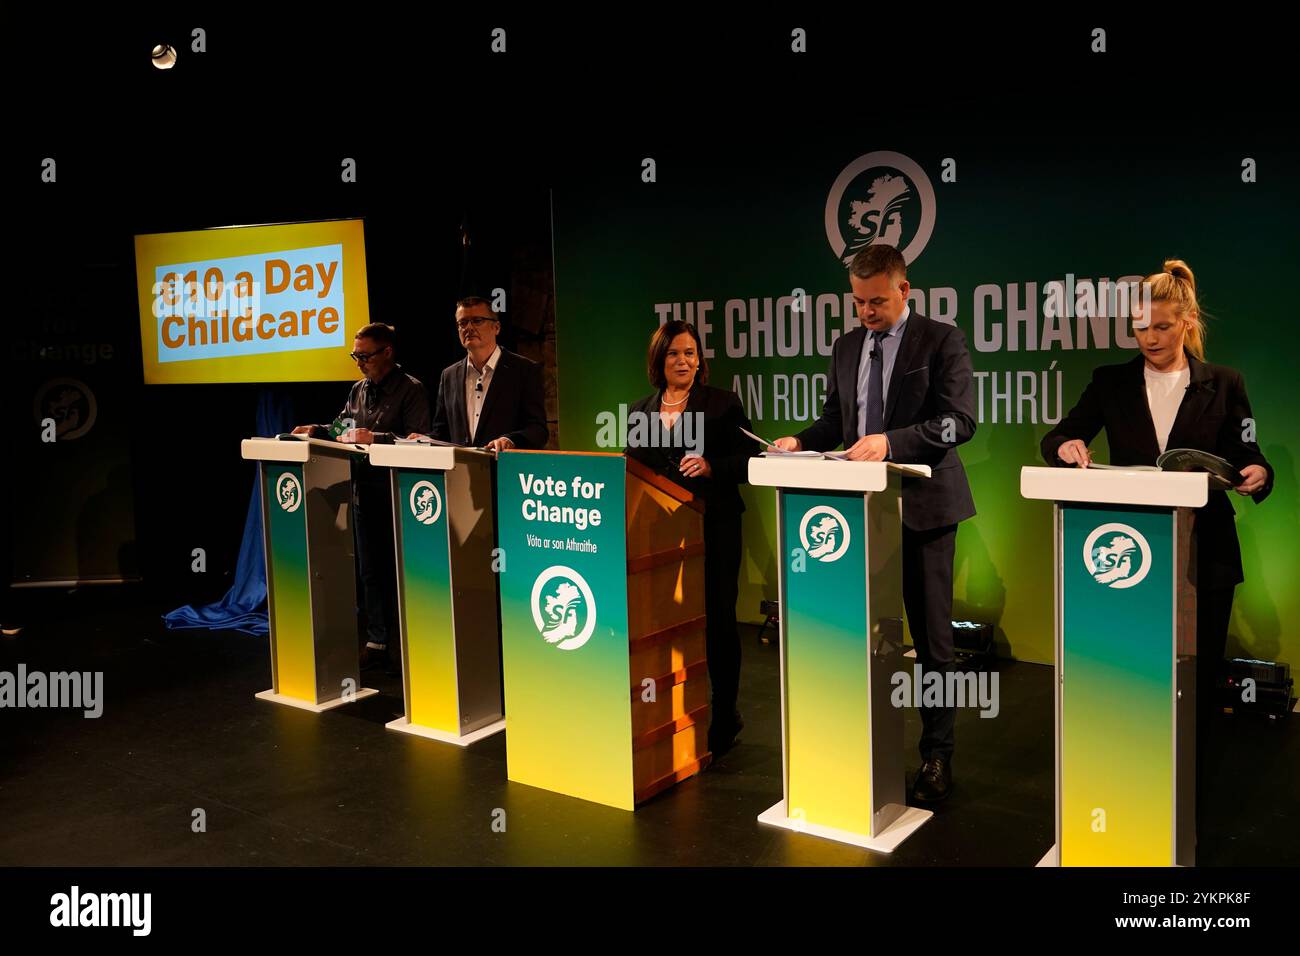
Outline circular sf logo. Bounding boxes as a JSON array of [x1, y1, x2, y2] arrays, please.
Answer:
[[409, 480, 443, 525], [1083, 523, 1152, 589], [531, 565, 597, 651], [825, 150, 936, 267], [33, 377, 98, 441], [799, 505, 851, 563], [275, 473, 302, 513]]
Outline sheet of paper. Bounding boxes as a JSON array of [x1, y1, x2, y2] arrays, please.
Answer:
[[395, 436, 461, 446], [739, 426, 779, 448]]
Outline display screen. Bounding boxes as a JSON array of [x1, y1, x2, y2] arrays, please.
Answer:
[[134, 219, 369, 383]]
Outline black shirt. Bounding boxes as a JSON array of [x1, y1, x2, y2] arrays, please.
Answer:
[[336, 364, 431, 439], [624, 384, 757, 517], [330, 365, 431, 489]]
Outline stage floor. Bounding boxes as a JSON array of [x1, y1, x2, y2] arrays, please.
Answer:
[[1, 588, 1296, 866]]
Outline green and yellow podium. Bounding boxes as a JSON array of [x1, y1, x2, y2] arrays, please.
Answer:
[[750, 456, 933, 852], [241, 437, 378, 712], [495, 450, 710, 810], [367, 443, 505, 745], [1021, 465, 1208, 867]]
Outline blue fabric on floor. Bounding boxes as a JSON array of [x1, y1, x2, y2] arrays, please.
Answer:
[[162, 389, 296, 635]]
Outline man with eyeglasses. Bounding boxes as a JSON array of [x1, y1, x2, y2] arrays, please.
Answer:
[[292, 322, 431, 670], [415, 297, 547, 451]]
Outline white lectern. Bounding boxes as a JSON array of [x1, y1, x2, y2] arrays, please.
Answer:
[[241, 437, 378, 712], [750, 456, 933, 852], [366, 443, 504, 746], [1021, 465, 1207, 867]]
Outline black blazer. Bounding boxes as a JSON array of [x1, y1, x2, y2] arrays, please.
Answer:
[[796, 313, 977, 531], [431, 348, 549, 449], [1041, 351, 1273, 588], [624, 384, 757, 518]]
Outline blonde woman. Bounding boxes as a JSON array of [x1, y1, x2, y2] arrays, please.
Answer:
[[1041, 259, 1272, 802]]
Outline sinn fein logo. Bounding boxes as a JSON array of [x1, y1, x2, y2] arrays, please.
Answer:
[[825, 151, 936, 266], [33, 377, 99, 441], [409, 480, 443, 525], [275, 473, 302, 513], [798, 505, 852, 563], [530, 565, 597, 651], [1082, 522, 1152, 589]]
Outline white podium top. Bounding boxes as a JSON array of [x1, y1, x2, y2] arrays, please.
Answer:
[[1020, 465, 1208, 508], [366, 443, 490, 471], [749, 457, 931, 493], [241, 436, 365, 463]]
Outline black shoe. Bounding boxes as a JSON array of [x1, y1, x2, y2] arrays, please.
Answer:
[[912, 755, 953, 803], [708, 706, 744, 756], [360, 645, 386, 671], [383, 645, 402, 677]]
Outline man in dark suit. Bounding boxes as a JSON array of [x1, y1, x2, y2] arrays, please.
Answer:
[[424, 297, 549, 451], [292, 322, 432, 671], [774, 244, 977, 803]]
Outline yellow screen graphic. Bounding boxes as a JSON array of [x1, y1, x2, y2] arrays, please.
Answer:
[[134, 219, 369, 384]]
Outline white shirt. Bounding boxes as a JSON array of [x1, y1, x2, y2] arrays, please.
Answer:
[[465, 345, 502, 441], [1144, 364, 1190, 453]]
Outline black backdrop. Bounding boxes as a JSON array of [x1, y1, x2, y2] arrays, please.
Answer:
[[7, 12, 1295, 612], [11, 82, 555, 607]]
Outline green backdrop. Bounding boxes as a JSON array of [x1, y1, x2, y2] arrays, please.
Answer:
[[551, 143, 1298, 666]]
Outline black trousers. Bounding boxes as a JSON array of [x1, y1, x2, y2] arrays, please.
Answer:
[[1194, 585, 1235, 835], [901, 522, 958, 762], [1195, 585, 1235, 740], [352, 481, 398, 648], [1196, 586, 1235, 718], [704, 510, 743, 721]]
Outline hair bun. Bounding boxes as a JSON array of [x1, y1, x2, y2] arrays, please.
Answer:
[[1162, 258, 1196, 290]]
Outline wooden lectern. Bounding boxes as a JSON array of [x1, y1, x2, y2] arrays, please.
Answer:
[[495, 450, 711, 810]]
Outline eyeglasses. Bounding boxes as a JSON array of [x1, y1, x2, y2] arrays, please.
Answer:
[[349, 346, 389, 363], [455, 316, 494, 330]]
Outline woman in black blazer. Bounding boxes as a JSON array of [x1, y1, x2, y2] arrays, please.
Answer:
[[625, 320, 757, 755], [1041, 260, 1273, 734]]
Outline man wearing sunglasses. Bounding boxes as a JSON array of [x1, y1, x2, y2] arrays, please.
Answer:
[[292, 322, 431, 671], [413, 297, 548, 451]]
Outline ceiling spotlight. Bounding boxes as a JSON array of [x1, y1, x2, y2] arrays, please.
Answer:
[[151, 44, 178, 70]]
